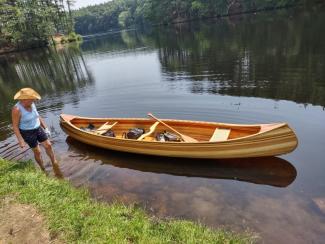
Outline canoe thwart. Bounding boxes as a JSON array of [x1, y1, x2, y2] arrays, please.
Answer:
[[137, 122, 160, 140], [209, 128, 231, 142], [147, 113, 198, 143], [94, 122, 118, 135]]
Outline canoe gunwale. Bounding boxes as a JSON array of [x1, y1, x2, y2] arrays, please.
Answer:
[[60, 114, 290, 144], [60, 114, 298, 158]]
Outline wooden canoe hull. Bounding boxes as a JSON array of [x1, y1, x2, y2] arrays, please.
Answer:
[[60, 114, 298, 159], [65, 137, 298, 187]]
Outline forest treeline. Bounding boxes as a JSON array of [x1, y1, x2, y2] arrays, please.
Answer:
[[74, 0, 314, 35], [0, 0, 76, 51], [0, 0, 321, 50]]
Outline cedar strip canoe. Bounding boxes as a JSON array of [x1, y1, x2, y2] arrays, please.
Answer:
[[60, 114, 298, 159]]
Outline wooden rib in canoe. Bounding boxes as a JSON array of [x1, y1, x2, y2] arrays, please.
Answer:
[[59, 114, 298, 159]]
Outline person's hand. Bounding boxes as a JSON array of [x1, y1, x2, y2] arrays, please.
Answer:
[[44, 127, 51, 138], [19, 139, 26, 149]]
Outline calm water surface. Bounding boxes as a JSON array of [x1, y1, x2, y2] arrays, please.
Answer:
[[1, 7, 325, 243]]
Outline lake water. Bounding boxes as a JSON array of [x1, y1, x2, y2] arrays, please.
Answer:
[[1, 6, 325, 243]]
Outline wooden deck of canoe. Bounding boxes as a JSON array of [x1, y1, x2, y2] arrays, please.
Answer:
[[60, 114, 298, 159]]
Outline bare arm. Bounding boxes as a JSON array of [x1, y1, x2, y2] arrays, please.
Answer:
[[12, 107, 25, 148], [39, 116, 47, 129]]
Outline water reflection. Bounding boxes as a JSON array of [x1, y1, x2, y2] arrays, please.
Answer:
[[81, 31, 154, 59], [65, 137, 296, 188], [154, 9, 325, 107], [155, 16, 325, 106], [0, 45, 94, 140], [81, 8, 325, 106]]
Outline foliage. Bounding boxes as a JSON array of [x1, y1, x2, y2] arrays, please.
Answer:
[[61, 31, 82, 43], [0, 158, 255, 243], [0, 0, 76, 50], [73, 0, 313, 35]]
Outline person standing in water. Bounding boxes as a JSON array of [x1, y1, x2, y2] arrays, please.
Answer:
[[11, 88, 57, 171]]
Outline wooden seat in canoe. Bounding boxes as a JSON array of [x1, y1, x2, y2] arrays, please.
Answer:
[[209, 128, 231, 142], [60, 114, 298, 158], [94, 122, 118, 135], [137, 122, 160, 140]]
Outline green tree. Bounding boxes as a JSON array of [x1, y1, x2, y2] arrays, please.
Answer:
[[0, 0, 78, 50], [66, 0, 76, 33], [73, 0, 312, 35], [118, 10, 131, 27]]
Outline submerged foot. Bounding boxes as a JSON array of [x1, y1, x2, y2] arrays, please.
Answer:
[[51, 161, 64, 179]]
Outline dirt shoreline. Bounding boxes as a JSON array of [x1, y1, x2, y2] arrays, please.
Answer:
[[0, 197, 63, 244]]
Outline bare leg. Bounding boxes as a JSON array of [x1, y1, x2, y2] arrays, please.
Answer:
[[52, 161, 64, 179], [32, 146, 46, 171], [41, 139, 57, 165]]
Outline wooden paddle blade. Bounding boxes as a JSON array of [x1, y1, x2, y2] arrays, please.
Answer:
[[95, 122, 118, 135], [180, 134, 198, 143], [147, 113, 198, 143]]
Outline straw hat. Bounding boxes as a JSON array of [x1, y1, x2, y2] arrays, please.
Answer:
[[14, 88, 41, 100]]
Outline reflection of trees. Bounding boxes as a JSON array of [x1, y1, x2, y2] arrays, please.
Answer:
[[0, 45, 94, 140], [80, 8, 325, 106], [152, 9, 325, 106], [81, 30, 153, 58]]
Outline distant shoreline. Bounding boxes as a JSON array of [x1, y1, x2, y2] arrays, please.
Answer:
[[0, 33, 82, 55], [153, 1, 324, 26], [2, 2, 324, 55]]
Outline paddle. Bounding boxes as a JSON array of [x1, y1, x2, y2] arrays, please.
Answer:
[[95, 122, 117, 134], [147, 113, 198, 143]]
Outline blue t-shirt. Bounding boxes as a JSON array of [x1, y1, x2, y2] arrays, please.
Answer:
[[16, 102, 40, 130]]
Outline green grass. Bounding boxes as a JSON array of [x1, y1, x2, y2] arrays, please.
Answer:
[[0, 158, 256, 243]]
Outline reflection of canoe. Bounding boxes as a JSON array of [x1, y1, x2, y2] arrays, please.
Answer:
[[60, 114, 298, 159], [65, 137, 297, 187]]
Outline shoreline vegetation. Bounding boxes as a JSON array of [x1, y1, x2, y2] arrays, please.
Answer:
[[0, 158, 256, 243], [52, 32, 83, 45], [1, 1, 323, 54], [0, 32, 83, 55], [0, 0, 80, 54], [73, 0, 322, 35]]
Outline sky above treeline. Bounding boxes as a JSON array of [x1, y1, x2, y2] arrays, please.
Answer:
[[72, 0, 110, 9]]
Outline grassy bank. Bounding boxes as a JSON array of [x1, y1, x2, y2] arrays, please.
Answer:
[[0, 158, 255, 243]]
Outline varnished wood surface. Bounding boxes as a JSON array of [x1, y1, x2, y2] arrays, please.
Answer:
[[210, 128, 231, 142], [60, 114, 298, 159]]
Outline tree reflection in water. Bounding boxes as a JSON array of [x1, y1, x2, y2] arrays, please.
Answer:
[[0, 45, 94, 141], [81, 8, 325, 107], [64, 136, 297, 188]]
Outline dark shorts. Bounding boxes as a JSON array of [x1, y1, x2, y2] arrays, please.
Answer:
[[20, 127, 48, 148]]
